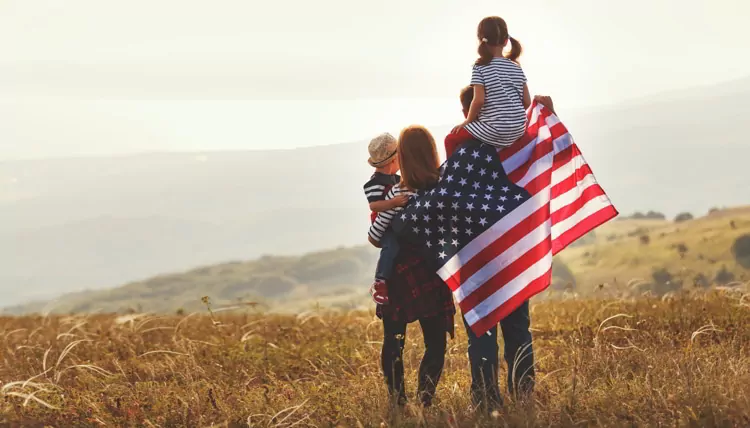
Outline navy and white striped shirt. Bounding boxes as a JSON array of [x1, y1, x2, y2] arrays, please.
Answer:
[[368, 184, 414, 242], [363, 172, 400, 204], [464, 57, 527, 147]]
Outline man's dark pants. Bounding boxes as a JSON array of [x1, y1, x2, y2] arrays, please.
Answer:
[[463, 300, 535, 407]]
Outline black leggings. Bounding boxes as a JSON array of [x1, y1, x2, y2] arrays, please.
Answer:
[[381, 317, 447, 406]]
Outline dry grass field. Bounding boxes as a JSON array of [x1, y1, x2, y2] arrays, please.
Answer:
[[1, 289, 748, 427]]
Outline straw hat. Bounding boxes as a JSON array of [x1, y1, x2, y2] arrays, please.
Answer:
[[367, 133, 398, 167]]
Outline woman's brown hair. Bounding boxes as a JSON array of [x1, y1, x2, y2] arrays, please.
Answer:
[[476, 16, 522, 66], [397, 125, 440, 191]]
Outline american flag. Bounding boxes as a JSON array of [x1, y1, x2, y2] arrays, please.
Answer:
[[392, 101, 618, 336]]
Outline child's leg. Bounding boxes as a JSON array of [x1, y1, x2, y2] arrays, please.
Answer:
[[444, 128, 475, 157], [375, 229, 400, 281]]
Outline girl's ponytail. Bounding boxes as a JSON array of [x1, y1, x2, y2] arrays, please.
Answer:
[[505, 36, 523, 63], [476, 39, 493, 66]]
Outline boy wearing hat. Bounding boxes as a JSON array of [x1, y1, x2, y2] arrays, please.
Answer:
[[363, 133, 409, 304]]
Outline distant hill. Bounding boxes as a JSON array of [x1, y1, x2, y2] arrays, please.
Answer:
[[2, 78, 749, 307], [2, 244, 380, 315], [4, 207, 749, 316]]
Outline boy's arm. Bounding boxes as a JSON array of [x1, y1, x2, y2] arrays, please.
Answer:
[[368, 188, 407, 243], [369, 200, 391, 213], [369, 194, 409, 212]]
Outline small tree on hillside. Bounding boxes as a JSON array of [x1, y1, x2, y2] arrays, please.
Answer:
[[551, 258, 576, 291], [674, 212, 694, 223], [693, 273, 710, 288], [675, 243, 689, 259], [714, 266, 736, 285], [645, 211, 666, 220], [651, 267, 682, 295], [731, 234, 750, 269]]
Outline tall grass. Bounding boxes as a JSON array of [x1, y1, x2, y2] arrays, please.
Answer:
[[1, 289, 748, 427]]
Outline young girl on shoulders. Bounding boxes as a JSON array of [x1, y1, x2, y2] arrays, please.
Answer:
[[452, 16, 531, 148]]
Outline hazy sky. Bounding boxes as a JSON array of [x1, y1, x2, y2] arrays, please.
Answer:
[[2, 0, 749, 159]]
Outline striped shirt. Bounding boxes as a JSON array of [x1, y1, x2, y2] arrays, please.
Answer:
[[363, 172, 400, 203], [464, 57, 527, 147], [368, 184, 414, 242]]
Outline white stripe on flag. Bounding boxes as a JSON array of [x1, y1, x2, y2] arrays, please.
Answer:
[[454, 219, 551, 302], [544, 113, 561, 129], [501, 136, 537, 175], [551, 194, 614, 237], [550, 154, 585, 186], [527, 105, 540, 130], [463, 251, 553, 326], [515, 133, 574, 188], [550, 173, 598, 212], [437, 186, 551, 280]]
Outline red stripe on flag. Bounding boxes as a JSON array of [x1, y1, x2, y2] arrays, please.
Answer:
[[550, 185, 607, 225], [548, 121, 570, 141], [458, 238, 551, 314], [552, 204, 619, 255], [513, 144, 576, 197], [519, 164, 552, 197], [443, 205, 550, 290], [469, 267, 552, 336], [507, 139, 553, 184], [550, 164, 594, 199], [550, 144, 577, 174], [506, 122, 572, 185]]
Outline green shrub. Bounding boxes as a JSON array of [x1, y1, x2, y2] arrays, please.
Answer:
[[731, 234, 750, 269], [693, 273, 710, 288], [674, 212, 694, 223], [551, 258, 576, 290], [651, 267, 682, 295], [715, 266, 736, 285], [630, 211, 666, 220]]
